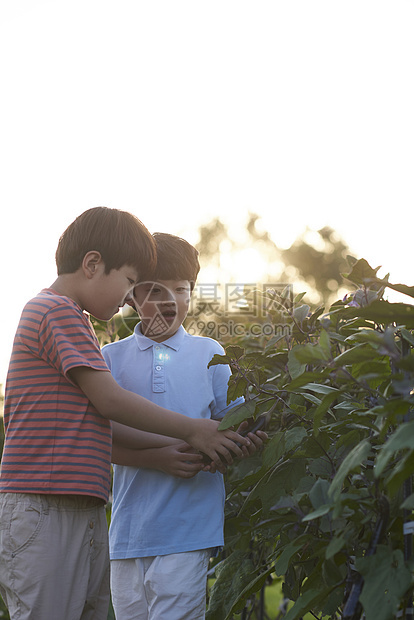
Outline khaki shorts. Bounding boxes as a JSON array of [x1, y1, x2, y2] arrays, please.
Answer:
[[0, 493, 110, 620]]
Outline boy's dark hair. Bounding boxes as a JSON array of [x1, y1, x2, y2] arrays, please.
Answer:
[[55, 206, 157, 279], [152, 233, 200, 290]]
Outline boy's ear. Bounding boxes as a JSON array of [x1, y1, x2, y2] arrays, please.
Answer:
[[82, 251, 103, 279]]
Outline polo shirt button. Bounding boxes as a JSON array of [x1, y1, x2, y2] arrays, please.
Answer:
[[155, 365, 161, 371]]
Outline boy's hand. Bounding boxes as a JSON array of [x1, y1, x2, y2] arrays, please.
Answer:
[[155, 443, 205, 478], [203, 420, 268, 473], [187, 418, 250, 472], [237, 420, 268, 458]]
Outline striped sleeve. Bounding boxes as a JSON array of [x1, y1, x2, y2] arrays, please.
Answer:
[[36, 300, 109, 377], [0, 291, 113, 501]]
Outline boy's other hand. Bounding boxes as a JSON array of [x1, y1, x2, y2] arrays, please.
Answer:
[[156, 443, 205, 478]]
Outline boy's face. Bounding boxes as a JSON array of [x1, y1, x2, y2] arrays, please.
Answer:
[[86, 263, 139, 321], [132, 279, 192, 342]]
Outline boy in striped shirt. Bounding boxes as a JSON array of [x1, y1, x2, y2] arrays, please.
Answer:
[[0, 207, 249, 620]]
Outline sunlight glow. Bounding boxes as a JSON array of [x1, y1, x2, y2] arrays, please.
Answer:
[[220, 247, 269, 284], [0, 1, 413, 385]]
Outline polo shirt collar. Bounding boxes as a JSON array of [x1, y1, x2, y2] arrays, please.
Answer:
[[134, 323, 185, 352]]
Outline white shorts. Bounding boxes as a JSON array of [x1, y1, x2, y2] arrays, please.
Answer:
[[110, 550, 211, 620]]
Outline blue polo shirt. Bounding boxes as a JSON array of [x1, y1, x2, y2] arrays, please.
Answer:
[[102, 324, 243, 558]]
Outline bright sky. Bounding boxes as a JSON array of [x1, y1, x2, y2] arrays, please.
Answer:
[[1, 1, 413, 386]]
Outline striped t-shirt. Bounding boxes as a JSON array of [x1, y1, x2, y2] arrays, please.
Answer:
[[0, 288, 112, 502]]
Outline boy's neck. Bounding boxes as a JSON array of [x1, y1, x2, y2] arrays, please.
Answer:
[[50, 274, 83, 309], [141, 324, 182, 343]]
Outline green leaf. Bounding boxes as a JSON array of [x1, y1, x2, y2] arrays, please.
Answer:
[[302, 504, 332, 522], [294, 291, 307, 304], [274, 538, 308, 576], [333, 344, 382, 366], [325, 535, 345, 559], [357, 546, 411, 620], [280, 459, 307, 494], [293, 304, 310, 323], [345, 329, 384, 346], [309, 477, 330, 509], [222, 566, 276, 620], [351, 359, 391, 382], [264, 332, 287, 350], [206, 550, 255, 620], [299, 383, 340, 395], [384, 450, 414, 496], [284, 426, 307, 452], [207, 353, 232, 368], [226, 374, 248, 403], [254, 468, 287, 513], [342, 258, 381, 285], [308, 457, 334, 479], [401, 492, 414, 509], [258, 460, 307, 512], [371, 279, 414, 300], [328, 440, 371, 499], [336, 429, 362, 450], [218, 400, 256, 430], [293, 343, 331, 364], [375, 420, 414, 478], [225, 345, 245, 360], [208, 345, 246, 369], [262, 432, 286, 469], [322, 558, 346, 588], [286, 369, 331, 390], [287, 345, 307, 379], [396, 354, 414, 372], [283, 587, 327, 620], [347, 300, 414, 329], [313, 391, 338, 434], [371, 399, 409, 416], [319, 328, 331, 357], [400, 327, 414, 346]]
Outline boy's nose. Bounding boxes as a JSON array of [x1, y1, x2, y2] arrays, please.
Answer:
[[160, 290, 176, 303], [124, 293, 135, 307]]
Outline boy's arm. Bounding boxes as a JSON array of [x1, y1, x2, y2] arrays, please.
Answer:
[[111, 422, 206, 477], [112, 441, 205, 478], [111, 420, 180, 450], [69, 365, 249, 468]]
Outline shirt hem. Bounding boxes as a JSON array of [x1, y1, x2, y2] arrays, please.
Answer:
[[109, 541, 224, 560]]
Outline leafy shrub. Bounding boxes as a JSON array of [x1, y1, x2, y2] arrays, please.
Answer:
[[91, 257, 414, 620], [206, 258, 414, 620]]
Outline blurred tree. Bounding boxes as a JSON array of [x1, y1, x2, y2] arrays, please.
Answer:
[[196, 218, 228, 264], [281, 224, 350, 304], [196, 213, 352, 307]]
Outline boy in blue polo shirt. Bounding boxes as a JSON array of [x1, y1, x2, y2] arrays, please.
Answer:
[[102, 233, 266, 620]]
